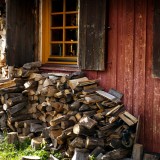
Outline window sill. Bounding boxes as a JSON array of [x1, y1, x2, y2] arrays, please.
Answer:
[[40, 63, 81, 72]]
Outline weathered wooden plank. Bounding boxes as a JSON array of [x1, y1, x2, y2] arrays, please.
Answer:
[[152, 0, 160, 78], [144, 0, 154, 152], [133, 0, 147, 146], [6, 0, 36, 67], [79, 0, 106, 70]]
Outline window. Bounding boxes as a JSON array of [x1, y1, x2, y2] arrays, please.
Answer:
[[42, 0, 78, 65], [42, 0, 107, 70]]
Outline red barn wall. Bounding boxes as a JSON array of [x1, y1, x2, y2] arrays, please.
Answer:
[[85, 0, 160, 153]]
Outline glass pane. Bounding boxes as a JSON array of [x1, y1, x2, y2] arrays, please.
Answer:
[[51, 15, 63, 27], [65, 43, 77, 56], [51, 44, 63, 56], [51, 29, 63, 41], [66, 0, 78, 11], [66, 14, 78, 26], [51, 0, 63, 13], [65, 29, 78, 41]]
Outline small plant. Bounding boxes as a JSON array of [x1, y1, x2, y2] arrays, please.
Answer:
[[89, 154, 96, 160], [0, 134, 50, 160], [51, 150, 63, 159]]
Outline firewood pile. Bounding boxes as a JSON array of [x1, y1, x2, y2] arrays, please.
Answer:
[[0, 61, 139, 160]]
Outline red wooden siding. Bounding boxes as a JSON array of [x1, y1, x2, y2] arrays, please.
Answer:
[[85, 0, 160, 153]]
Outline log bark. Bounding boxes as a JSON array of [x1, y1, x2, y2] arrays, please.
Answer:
[[23, 61, 41, 70], [73, 124, 92, 136], [72, 148, 89, 160], [7, 132, 19, 144], [31, 137, 43, 150], [7, 95, 27, 107], [9, 114, 33, 123], [0, 86, 24, 93], [70, 137, 85, 148], [61, 120, 75, 129], [85, 137, 104, 149], [7, 101, 28, 116], [30, 123, 44, 133]]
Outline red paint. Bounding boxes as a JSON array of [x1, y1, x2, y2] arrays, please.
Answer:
[[45, 0, 160, 153]]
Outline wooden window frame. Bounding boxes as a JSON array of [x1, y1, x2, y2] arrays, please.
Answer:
[[42, 0, 78, 65]]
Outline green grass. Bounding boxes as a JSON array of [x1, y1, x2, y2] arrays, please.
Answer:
[[0, 137, 50, 160]]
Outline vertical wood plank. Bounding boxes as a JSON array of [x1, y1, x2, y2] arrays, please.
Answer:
[[6, 0, 35, 67], [153, 79, 160, 152], [133, 0, 147, 145], [79, 0, 106, 71], [123, 0, 134, 113], [144, 0, 154, 152], [98, 0, 118, 90], [152, 0, 160, 78], [116, 0, 125, 96]]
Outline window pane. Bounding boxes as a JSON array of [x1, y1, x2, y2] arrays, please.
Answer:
[[66, 14, 78, 26], [51, 15, 63, 27], [51, 44, 63, 56], [65, 29, 78, 41], [66, 0, 78, 11], [51, 29, 63, 41], [51, 0, 63, 13], [65, 43, 77, 56]]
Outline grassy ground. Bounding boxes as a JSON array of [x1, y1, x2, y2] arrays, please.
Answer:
[[0, 136, 50, 160]]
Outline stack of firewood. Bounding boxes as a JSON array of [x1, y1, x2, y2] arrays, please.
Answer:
[[0, 61, 139, 160]]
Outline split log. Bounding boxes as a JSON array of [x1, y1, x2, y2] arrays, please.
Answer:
[[132, 144, 143, 160], [30, 123, 44, 133], [0, 78, 24, 89], [31, 137, 43, 150], [23, 61, 41, 70], [7, 120, 16, 131], [84, 94, 104, 104], [8, 66, 14, 79], [29, 73, 43, 81], [0, 113, 7, 128], [7, 101, 28, 116], [14, 67, 23, 78], [4, 93, 22, 100], [61, 120, 75, 129], [79, 116, 97, 129], [43, 78, 53, 87], [50, 115, 69, 126], [24, 81, 38, 89], [70, 137, 85, 148], [90, 146, 105, 157], [18, 135, 30, 143], [9, 114, 33, 123], [7, 132, 19, 144], [83, 110, 96, 117], [21, 156, 41, 160], [7, 95, 27, 107], [49, 129, 63, 139], [73, 124, 92, 136], [100, 148, 130, 160], [72, 148, 89, 160], [0, 86, 24, 93], [41, 86, 58, 97], [23, 119, 42, 128], [68, 77, 89, 90], [22, 126, 30, 136], [85, 137, 104, 149]]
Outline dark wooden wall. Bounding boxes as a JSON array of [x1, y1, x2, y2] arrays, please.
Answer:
[[6, 0, 36, 67], [85, 0, 160, 153]]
